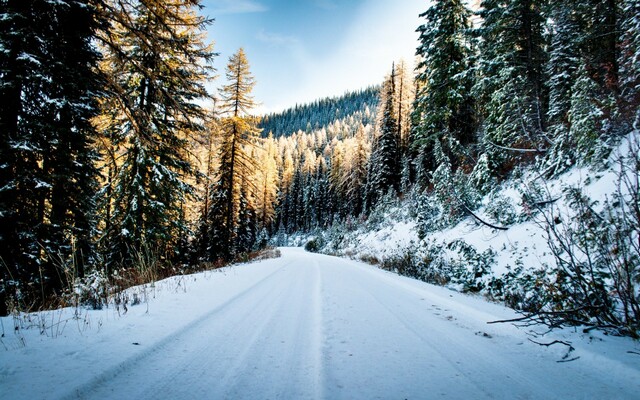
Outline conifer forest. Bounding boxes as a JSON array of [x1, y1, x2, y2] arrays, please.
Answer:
[[1, 0, 639, 342]]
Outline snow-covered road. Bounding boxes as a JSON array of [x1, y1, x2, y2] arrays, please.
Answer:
[[2, 247, 640, 399]]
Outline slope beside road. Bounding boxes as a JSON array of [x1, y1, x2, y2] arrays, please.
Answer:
[[2, 247, 639, 399]]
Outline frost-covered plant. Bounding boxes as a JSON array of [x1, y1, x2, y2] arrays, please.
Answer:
[[68, 270, 110, 310], [470, 153, 495, 195], [535, 141, 640, 336], [518, 178, 548, 219], [430, 141, 482, 226], [415, 192, 445, 238], [416, 240, 451, 285], [485, 191, 518, 226], [486, 265, 550, 313], [447, 240, 496, 293], [366, 189, 400, 229], [379, 243, 422, 278]]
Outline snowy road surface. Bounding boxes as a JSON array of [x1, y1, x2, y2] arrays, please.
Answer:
[[2, 247, 640, 399]]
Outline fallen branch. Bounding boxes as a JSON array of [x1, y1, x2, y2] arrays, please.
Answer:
[[528, 338, 578, 362], [487, 139, 546, 154], [528, 338, 574, 350], [487, 307, 591, 326], [557, 356, 580, 363], [487, 314, 532, 325], [459, 202, 509, 231], [532, 197, 560, 208]]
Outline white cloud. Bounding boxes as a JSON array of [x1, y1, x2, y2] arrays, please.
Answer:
[[256, 30, 301, 47], [207, 0, 268, 15]]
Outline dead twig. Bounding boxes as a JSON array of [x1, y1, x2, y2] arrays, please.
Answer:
[[528, 338, 578, 362]]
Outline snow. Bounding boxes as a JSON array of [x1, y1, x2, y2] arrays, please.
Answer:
[[334, 131, 640, 281], [351, 220, 417, 259], [2, 248, 639, 399]]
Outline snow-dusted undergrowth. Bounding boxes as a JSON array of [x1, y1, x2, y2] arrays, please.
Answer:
[[308, 130, 640, 336]]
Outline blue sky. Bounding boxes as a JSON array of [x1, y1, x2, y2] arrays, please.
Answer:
[[200, 0, 425, 113]]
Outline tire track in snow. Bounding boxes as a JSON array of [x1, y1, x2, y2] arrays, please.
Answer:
[[311, 258, 325, 400], [61, 262, 291, 400], [203, 261, 318, 399], [343, 260, 557, 400]]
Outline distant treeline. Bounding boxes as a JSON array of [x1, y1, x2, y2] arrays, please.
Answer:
[[259, 87, 379, 137]]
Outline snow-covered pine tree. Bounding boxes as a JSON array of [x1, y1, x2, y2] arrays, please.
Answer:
[[192, 105, 221, 261], [412, 0, 476, 183], [544, 0, 584, 173], [569, 63, 609, 162], [0, 0, 102, 312], [329, 140, 347, 217], [97, 0, 215, 269], [545, 0, 627, 172], [619, 0, 640, 125], [393, 61, 414, 157], [474, 0, 547, 176], [204, 48, 260, 260], [366, 68, 401, 211], [235, 177, 257, 254], [342, 122, 370, 218]]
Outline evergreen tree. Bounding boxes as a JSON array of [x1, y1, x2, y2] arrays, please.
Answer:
[[342, 123, 370, 217], [97, 0, 214, 269], [474, 0, 547, 176], [235, 178, 257, 253], [393, 61, 414, 156], [205, 48, 260, 260], [545, 0, 626, 172], [255, 134, 279, 231], [412, 0, 476, 182], [0, 0, 102, 312], [619, 0, 639, 125], [366, 70, 401, 211], [193, 106, 220, 261], [546, 0, 583, 140]]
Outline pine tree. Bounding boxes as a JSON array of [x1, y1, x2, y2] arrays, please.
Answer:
[[393, 61, 414, 156], [235, 177, 257, 253], [619, 0, 639, 125], [412, 0, 476, 181], [193, 105, 220, 261], [97, 0, 215, 268], [342, 123, 370, 217], [474, 0, 547, 175], [204, 48, 260, 260], [0, 0, 102, 312], [255, 134, 279, 231], [366, 70, 400, 211], [546, 0, 583, 139], [545, 0, 626, 172]]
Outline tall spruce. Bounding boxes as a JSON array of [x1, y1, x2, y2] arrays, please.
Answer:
[[96, 0, 214, 269], [545, 0, 628, 171], [342, 123, 370, 217], [620, 0, 639, 125], [544, 0, 584, 172], [411, 0, 476, 183], [474, 0, 547, 176], [366, 68, 401, 211], [0, 0, 102, 313], [205, 48, 260, 260]]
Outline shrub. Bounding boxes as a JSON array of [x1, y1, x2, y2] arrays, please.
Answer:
[[304, 238, 322, 252]]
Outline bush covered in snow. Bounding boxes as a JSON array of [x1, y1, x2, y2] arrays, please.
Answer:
[[309, 131, 640, 337]]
